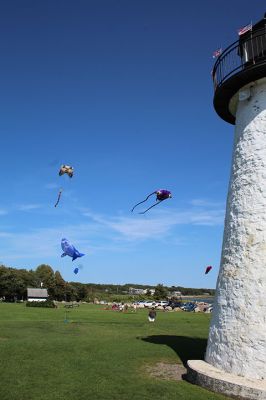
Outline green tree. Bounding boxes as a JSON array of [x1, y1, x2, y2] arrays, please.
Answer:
[[65, 283, 77, 301], [70, 282, 88, 301], [54, 271, 66, 301], [35, 264, 56, 298], [154, 284, 168, 300], [0, 266, 25, 301]]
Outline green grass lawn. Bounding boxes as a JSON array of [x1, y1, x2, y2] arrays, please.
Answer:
[[0, 303, 230, 400]]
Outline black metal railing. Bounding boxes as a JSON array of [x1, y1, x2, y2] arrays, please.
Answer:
[[213, 27, 266, 89]]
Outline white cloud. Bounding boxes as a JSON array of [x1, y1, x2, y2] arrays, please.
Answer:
[[190, 198, 225, 208], [0, 199, 225, 262], [17, 204, 43, 211], [0, 222, 109, 261], [83, 203, 225, 241], [45, 183, 59, 190]]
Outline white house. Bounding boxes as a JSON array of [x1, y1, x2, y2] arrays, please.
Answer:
[[27, 288, 48, 302], [171, 291, 182, 297], [128, 287, 155, 295]]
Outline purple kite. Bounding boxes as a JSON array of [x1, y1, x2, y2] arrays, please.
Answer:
[[131, 189, 172, 214], [61, 238, 85, 261]]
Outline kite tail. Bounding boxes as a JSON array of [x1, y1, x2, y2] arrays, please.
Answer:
[[131, 191, 156, 212], [138, 200, 163, 214], [54, 189, 63, 207]]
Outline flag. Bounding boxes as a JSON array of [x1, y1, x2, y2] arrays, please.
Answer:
[[212, 48, 222, 58], [238, 23, 252, 36]]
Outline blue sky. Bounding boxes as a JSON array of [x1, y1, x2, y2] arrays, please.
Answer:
[[0, 1, 264, 287]]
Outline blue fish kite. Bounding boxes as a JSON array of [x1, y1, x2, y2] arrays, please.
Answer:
[[61, 238, 85, 261]]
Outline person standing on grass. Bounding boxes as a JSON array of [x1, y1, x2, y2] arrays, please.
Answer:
[[148, 307, 156, 322]]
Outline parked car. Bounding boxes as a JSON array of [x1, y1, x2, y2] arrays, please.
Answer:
[[156, 301, 169, 308], [135, 301, 145, 308], [181, 302, 196, 312], [144, 300, 157, 308], [169, 301, 183, 309]]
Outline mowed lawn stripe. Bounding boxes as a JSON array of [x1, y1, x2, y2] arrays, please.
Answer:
[[0, 304, 230, 400]]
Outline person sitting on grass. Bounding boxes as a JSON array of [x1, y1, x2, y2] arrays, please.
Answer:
[[148, 308, 156, 322]]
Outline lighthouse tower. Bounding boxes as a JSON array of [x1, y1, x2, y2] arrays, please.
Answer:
[[188, 15, 266, 399]]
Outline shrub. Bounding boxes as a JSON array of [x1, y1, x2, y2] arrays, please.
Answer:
[[26, 300, 56, 308]]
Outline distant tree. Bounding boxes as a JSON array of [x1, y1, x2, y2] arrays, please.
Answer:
[[64, 283, 77, 301], [70, 282, 88, 301], [169, 285, 178, 293], [0, 264, 215, 302], [54, 271, 66, 301], [35, 264, 56, 298], [154, 284, 168, 300], [35, 264, 54, 284], [0, 266, 25, 301]]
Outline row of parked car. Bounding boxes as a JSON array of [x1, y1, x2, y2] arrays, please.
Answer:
[[135, 300, 168, 308], [134, 300, 213, 312], [135, 300, 185, 309]]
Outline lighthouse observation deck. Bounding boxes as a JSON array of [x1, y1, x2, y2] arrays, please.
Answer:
[[213, 25, 266, 124]]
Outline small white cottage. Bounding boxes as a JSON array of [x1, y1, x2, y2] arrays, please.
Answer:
[[27, 288, 48, 302]]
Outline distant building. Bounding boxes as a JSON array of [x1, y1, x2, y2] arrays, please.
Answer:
[[129, 287, 155, 295], [129, 287, 145, 295], [146, 289, 155, 296], [170, 291, 182, 297], [27, 288, 48, 302]]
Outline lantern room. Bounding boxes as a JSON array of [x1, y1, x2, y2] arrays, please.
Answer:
[[213, 14, 266, 124]]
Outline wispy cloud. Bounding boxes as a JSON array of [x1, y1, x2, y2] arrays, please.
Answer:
[[188, 210, 224, 225], [0, 199, 225, 262], [17, 204, 43, 211], [83, 200, 225, 241], [190, 198, 225, 208], [45, 183, 59, 190], [0, 226, 85, 260], [84, 211, 175, 240]]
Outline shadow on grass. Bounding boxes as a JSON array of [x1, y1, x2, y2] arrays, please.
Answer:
[[139, 335, 207, 368]]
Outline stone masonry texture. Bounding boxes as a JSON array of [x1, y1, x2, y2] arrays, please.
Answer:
[[205, 78, 266, 380]]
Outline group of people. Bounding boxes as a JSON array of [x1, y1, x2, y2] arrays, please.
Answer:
[[108, 302, 157, 322]]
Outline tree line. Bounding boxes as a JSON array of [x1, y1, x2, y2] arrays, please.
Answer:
[[0, 264, 215, 302]]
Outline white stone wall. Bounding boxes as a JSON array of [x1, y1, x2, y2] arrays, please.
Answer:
[[205, 78, 266, 380]]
